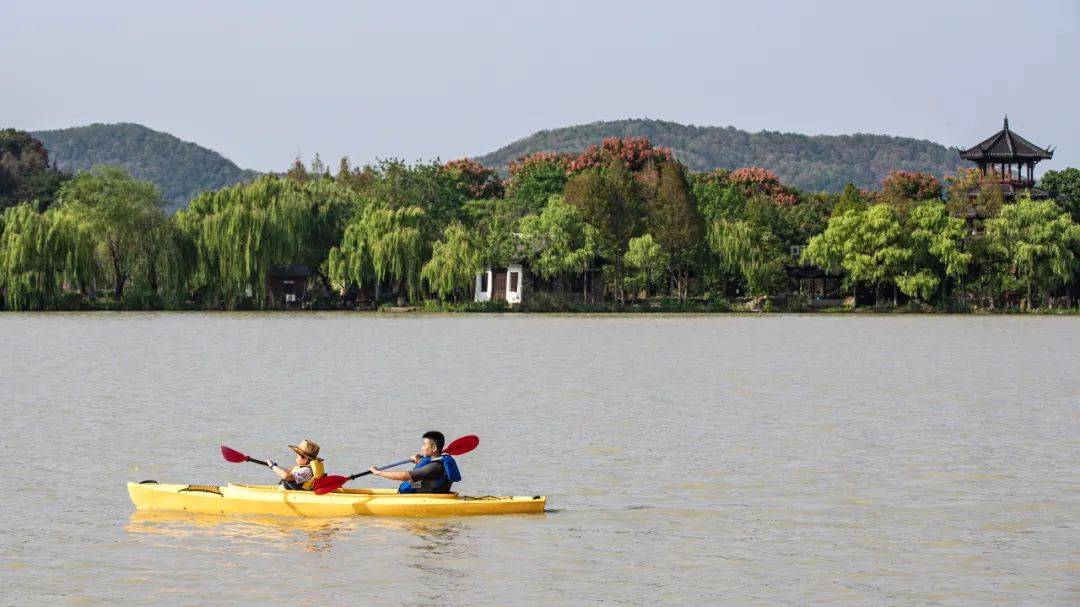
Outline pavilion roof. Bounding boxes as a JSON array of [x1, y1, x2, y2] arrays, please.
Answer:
[[959, 117, 1053, 161]]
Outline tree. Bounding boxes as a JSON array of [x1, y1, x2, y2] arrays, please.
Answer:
[[564, 158, 644, 302], [443, 158, 504, 200], [624, 234, 666, 297], [421, 223, 482, 301], [1041, 168, 1080, 223], [178, 176, 355, 308], [519, 196, 600, 301], [0, 129, 69, 211], [833, 183, 867, 215], [507, 152, 572, 212], [985, 198, 1080, 308], [646, 160, 704, 300], [0, 203, 95, 310], [896, 201, 971, 302], [328, 205, 426, 305], [708, 219, 785, 296], [285, 156, 310, 182], [802, 205, 912, 304], [366, 159, 466, 240], [58, 166, 165, 300], [881, 170, 942, 205]]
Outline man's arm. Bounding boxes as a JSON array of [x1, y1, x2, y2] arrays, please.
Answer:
[[369, 467, 413, 482]]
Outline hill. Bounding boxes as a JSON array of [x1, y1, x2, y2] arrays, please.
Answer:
[[476, 119, 967, 192], [31, 123, 259, 212]]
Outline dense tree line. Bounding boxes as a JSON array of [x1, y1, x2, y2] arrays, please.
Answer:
[[1, 134, 1077, 312], [475, 118, 967, 193]]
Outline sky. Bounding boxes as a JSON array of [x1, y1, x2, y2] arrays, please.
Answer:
[[3, 0, 1078, 172]]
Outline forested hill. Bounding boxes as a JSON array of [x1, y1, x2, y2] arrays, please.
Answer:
[[476, 119, 967, 192], [31, 123, 259, 212]]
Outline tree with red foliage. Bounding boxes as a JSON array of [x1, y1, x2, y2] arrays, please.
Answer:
[[729, 167, 798, 205], [881, 170, 942, 204], [571, 137, 672, 173], [443, 158, 504, 200]]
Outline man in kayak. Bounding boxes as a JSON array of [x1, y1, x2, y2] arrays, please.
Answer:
[[267, 439, 325, 490], [369, 431, 460, 493]]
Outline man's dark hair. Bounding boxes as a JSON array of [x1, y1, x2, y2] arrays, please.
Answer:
[[422, 431, 445, 452]]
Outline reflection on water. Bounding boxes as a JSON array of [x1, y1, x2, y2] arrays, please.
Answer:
[[127, 511, 356, 554]]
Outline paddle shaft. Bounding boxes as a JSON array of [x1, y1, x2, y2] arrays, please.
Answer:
[[246, 456, 269, 467], [347, 458, 413, 480]]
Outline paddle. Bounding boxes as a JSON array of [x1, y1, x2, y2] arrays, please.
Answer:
[[220, 445, 270, 467], [312, 434, 478, 495]]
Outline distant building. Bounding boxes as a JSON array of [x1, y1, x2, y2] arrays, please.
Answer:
[[958, 116, 1054, 201], [267, 264, 311, 308], [475, 264, 525, 305]]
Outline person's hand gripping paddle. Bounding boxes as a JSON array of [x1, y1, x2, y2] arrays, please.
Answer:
[[312, 435, 478, 495]]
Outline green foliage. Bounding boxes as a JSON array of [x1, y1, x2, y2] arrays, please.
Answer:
[[901, 201, 971, 301], [32, 123, 258, 212], [623, 234, 667, 296], [803, 205, 911, 299], [58, 166, 166, 299], [421, 223, 482, 300], [519, 195, 599, 282], [507, 152, 572, 212], [1040, 168, 1080, 223], [0, 204, 95, 310], [178, 176, 356, 308], [0, 129, 69, 211], [476, 118, 966, 193], [328, 205, 426, 304], [709, 219, 786, 296], [985, 198, 1080, 305], [645, 160, 704, 299]]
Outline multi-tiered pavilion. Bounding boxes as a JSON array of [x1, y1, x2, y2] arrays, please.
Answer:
[[959, 117, 1054, 199]]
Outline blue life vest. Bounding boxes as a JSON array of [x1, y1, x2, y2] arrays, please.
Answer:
[[398, 455, 461, 494]]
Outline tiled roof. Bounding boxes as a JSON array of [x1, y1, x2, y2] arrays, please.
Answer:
[[960, 117, 1053, 161]]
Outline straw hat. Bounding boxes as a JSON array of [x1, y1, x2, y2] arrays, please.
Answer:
[[289, 439, 322, 461]]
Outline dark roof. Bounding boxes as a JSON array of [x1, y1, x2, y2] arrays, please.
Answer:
[[786, 265, 844, 279], [959, 117, 1053, 161], [268, 264, 312, 278]]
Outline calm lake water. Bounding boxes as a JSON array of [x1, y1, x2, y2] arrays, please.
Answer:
[[1, 313, 1077, 605]]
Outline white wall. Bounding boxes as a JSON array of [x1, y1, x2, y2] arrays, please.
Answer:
[[506, 264, 523, 304], [474, 269, 493, 302]]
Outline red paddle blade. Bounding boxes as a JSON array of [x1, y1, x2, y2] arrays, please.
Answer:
[[444, 434, 479, 456], [312, 475, 347, 495], [220, 445, 248, 463]]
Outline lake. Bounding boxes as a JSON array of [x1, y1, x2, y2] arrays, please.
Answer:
[[1, 313, 1077, 605]]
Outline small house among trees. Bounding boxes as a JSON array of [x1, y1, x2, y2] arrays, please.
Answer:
[[268, 264, 311, 308]]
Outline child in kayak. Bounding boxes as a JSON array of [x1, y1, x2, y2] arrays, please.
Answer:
[[266, 439, 325, 490]]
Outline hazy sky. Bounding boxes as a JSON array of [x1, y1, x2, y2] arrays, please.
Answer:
[[3, 1, 1078, 171]]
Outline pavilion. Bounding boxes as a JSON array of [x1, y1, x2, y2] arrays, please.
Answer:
[[958, 117, 1054, 200]]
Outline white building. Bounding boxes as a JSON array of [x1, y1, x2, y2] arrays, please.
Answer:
[[474, 263, 524, 305]]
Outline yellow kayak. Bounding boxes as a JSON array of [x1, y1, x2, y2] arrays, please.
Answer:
[[127, 482, 546, 517]]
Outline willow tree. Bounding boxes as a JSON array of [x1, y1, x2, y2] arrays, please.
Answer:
[[328, 205, 426, 305], [709, 219, 785, 297], [0, 203, 96, 310], [57, 166, 165, 301], [421, 223, 482, 301], [177, 176, 356, 309]]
